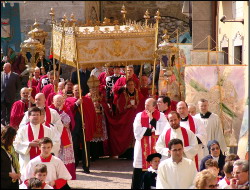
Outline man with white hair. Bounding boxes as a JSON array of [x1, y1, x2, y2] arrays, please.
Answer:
[[1, 62, 20, 125], [10, 87, 34, 129], [188, 103, 197, 116], [229, 160, 249, 189]]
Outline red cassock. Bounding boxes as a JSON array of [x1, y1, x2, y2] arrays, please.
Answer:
[[36, 75, 48, 93], [42, 84, 54, 99], [10, 100, 28, 129], [98, 72, 108, 98], [102, 89, 143, 156], [27, 77, 39, 88], [112, 74, 139, 105], [65, 96, 96, 142]]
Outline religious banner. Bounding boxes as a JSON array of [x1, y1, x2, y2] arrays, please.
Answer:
[[185, 65, 248, 146], [157, 44, 191, 101], [53, 25, 155, 67]]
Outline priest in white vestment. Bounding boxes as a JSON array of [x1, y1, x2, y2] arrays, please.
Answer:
[[155, 111, 198, 161], [19, 93, 63, 156], [156, 138, 197, 189], [19, 93, 63, 134], [176, 101, 207, 169], [132, 98, 169, 189], [13, 107, 58, 178], [24, 137, 72, 189], [195, 99, 227, 156]]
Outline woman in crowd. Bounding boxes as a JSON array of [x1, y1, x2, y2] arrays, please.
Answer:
[[1, 126, 21, 189], [194, 169, 219, 189]]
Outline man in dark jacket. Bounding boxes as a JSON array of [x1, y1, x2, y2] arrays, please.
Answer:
[[1, 62, 21, 125]]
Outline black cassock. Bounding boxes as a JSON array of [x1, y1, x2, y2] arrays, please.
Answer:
[[141, 171, 157, 189]]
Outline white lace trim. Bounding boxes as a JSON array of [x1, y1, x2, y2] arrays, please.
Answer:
[[91, 110, 108, 142], [58, 128, 75, 165]]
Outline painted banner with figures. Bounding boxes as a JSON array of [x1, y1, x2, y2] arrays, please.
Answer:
[[185, 65, 248, 146]]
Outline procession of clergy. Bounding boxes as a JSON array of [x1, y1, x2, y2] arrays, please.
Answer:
[[2, 61, 249, 189]]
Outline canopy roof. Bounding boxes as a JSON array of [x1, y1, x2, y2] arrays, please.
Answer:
[[52, 24, 156, 68]]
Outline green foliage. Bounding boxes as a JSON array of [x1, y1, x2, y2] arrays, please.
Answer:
[[189, 79, 208, 92]]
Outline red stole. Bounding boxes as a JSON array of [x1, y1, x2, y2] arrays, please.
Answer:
[[224, 177, 230, 185], [28, 123, 44, 160], [141, 110, 160, 170], [165, 127, 189, 147], [49, 104, 71, 147], [45, 106, 51, 127], [186, 114, 198, 170]]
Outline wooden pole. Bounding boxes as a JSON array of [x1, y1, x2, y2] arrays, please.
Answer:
[[139, 63, 143, 89], [152, 10, 161, 96], [73, 22, 89, 168], [208, 35, 211, 65], [57, 15, 66, 93], [49, 8, 57, 92]]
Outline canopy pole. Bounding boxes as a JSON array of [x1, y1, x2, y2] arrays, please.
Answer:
[[73, 22, 89, 168], [152, 10, 161, 96]]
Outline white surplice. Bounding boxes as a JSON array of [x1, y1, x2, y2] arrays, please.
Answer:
[[19, 108, 63, 135], [180, 116, 207, 168], [156, 157, 197, 189], [19, 108, 63, 156], [13, 123, 58, 177], [195, 112, 227, 156], [155, 127, 198, 161], [24, 155, 72, 183], [133, 112, 170, 168]]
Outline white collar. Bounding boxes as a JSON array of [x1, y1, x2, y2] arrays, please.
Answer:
[[148, 166, 158, 174]]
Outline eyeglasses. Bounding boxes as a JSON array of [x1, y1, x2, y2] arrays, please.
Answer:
[[210, 147, 220, 151], [208, 184, 219, 188]]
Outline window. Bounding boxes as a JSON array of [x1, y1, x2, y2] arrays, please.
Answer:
[[222, 47, 228, 65], [234, 46, 242, 65]]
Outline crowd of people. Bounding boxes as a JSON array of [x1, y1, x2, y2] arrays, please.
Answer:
[[1, 54, 249, 189]]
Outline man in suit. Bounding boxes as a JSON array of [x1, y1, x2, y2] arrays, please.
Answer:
[[71, 66, 90, 96], [1, 62, 20, 125]]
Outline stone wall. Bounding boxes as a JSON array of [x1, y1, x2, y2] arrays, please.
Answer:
[[101, 1, 190, 43], [19, 1, 85, 79], [19, 1, 85, 57], [18, 1, 190, 80]]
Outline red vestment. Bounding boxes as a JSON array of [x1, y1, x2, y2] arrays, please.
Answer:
[[36, 75, 48, 93], [140, 110, 160, 169], [65, 96, 96, 141], [102, 88, 143, 156], [42, 84, 54, 99], [112, 75, 139, 105], [27, 77, 39, 88], [10, 100, 28, 129]]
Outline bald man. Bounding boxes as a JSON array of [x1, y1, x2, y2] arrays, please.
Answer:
[[132, 98, 169, 189], [27, 67, 40, 88], [188, 103, 197, 116], [10, 87, 34, 129], [49, 94, 76, 179], [176, 101, 207, 170], [1, 62, 21, 125], [19, 93, 63, 155]]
